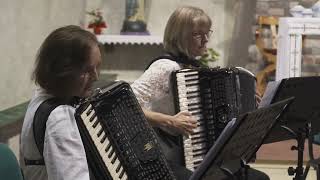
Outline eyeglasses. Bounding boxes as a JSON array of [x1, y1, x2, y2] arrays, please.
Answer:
[[192, 30, 213, 40], [81, 65, 100, 78]]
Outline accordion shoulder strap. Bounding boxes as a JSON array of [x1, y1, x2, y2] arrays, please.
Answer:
[[145, 53, 204, 71], [24, 98, 68, 166]]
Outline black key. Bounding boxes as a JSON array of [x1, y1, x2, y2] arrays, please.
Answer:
[[89, 113, 95, 122], [105, 143, 111, 152], [187, 94, 200, 99], [186, 90, 200, 94], [111, 155, 117, 164], [116, 164, 121, 172], [193, 159, 203, 165], [119, 168, 125, 178], [108, 148, 115, 158], [86, 106, 93, 115], [97, 128, 103, 137], [186, 82, 199, 87], [100, 134, 107, 143], [92, 120, 99, 128]]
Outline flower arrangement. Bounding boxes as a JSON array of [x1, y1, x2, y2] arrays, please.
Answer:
[[87, 9, 107, 34]]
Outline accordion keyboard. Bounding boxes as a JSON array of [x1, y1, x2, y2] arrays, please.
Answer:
[[176, 70, 207, 171], [76, 81, 175, 180], [81, 104, 127, 180]]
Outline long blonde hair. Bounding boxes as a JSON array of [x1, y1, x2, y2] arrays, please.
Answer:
[[163, 6, 212, 58]]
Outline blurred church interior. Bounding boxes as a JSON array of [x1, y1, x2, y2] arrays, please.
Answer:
[[1, 0, 320, 179]]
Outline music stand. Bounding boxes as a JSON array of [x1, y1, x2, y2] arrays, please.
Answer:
[[189, 97, 293, 180], [262, 76, 320, 143], [260, 76, 320, 180]]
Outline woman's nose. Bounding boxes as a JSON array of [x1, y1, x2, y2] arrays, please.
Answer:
[[92, 69, 99, 81], [202, 35, 209, 43]]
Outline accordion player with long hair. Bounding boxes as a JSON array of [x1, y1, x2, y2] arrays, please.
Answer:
[[131, 5, 269, 180]]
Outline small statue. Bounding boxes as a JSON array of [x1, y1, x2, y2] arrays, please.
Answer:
[[121, 0, 149, 35]]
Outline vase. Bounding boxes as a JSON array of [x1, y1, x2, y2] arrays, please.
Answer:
[[93, 27, 103, 35]]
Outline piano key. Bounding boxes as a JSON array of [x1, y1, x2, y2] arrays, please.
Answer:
[[184, 145, 207, 152], [188, 101, 202, 107], [190, 133, 206, 140], [82, 104, 92, 116], [177, 78, 198, 85], [177, 74, 199, 80], [189, 109, 202, 115], [179, 97, 201, 105], [188, 105, 202, 111], [192, 157, 204, 164], [82, 120, 125, 179], [108, 148, 115, 158], [87, 115, 98, 128], [177, 70, 198, 76], [111, 154, 117, 164], [105, 143, 112, 154], [193, 149, 207, 156], [178, 86, 200, 93], [191, 138, 207, 145], [97, 128, 104, 137], [119, 168, 125, 178], [178, 92, 200, 99], [92, 118, 99, 128], [95, 132, 106, 150], [100, 133, 107, 143], [187, 89, 200, 94], [89, 121, 101, 135], [111, 158, 121, 174], [116, 163, 121, 173]]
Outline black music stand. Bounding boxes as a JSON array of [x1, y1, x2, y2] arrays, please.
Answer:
[[260, 76, 320, 180], [189, 97, 294, 180]]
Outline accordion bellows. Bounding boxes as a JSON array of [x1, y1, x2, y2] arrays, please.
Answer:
[[75, 81, 175, 180]]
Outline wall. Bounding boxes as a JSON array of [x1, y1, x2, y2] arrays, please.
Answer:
[[0, 0, 87, 110], [2, 0, 318, 109], [0, 0, 242, 110], [87, 0, 237, 69], [0, 0, 88, 160]]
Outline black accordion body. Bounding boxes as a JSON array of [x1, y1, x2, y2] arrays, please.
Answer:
[[171, 67, 256, 171], [75, 81, 175, 180]]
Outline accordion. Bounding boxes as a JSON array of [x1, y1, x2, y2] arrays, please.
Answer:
[[171, 67, 256, 171], [75, 81, 175, 180]]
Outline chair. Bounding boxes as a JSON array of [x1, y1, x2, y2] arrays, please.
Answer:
[[305, 129, 320, 180], [255, 16, 279, 95], [0, 143, 23, 180]]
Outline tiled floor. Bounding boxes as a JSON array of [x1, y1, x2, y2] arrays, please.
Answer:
[[250, 163, 317, 180], [252, 139, 319, 179], [257, 140, 320, 162]]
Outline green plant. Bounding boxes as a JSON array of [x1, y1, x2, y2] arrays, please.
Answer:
[[199, 48, 219, 67]]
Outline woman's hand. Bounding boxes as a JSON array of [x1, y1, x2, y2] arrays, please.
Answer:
[[142, 108, 197, 136], [170, 111, 197, 136]]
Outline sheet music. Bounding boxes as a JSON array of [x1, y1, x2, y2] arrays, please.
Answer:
[[258, 80, 282, 108]]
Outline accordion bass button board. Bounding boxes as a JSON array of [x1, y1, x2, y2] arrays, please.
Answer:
[[75, 81, 176, 180]]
